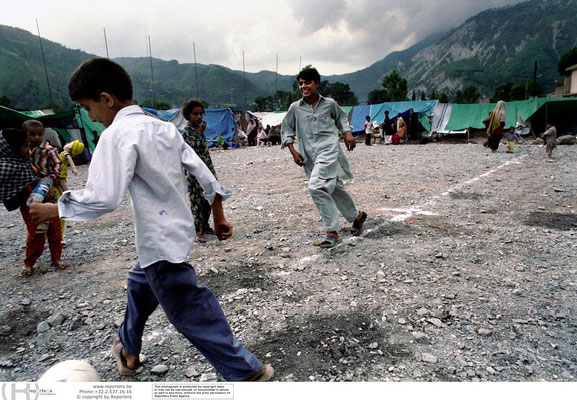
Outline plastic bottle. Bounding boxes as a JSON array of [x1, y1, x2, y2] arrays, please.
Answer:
[[27, 176, 53, 233]]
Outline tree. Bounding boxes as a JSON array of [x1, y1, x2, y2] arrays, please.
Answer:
[[491, 82, 514, 102], [141, 100, 171, 110], [510, 80, 544, 100], [453, 85, 479, 104], [381, 69, 407, 101], [253, 96, 274, 112], [420, 91, 426, 101], [558, 47, 577, 75], [324, 81, 359, 106], [0, 96, 12, 108], [367, 89, 390, 104]]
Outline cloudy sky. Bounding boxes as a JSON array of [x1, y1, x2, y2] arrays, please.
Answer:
[[2, 0, 527, 75]]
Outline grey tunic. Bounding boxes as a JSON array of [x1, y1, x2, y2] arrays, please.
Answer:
[[281, 95, 353, 181]]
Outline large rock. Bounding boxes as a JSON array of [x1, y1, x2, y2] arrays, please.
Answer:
[[556, 135, 576, 145]]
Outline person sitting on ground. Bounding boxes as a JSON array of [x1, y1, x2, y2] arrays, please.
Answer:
[[281, 67, 367, 248], [267, 124, 281, 145], [503, 127, 516, 153], [29, 58, 273, 381], [181, 98, 218, 243], [396, 116, 407, 143], [256, 124, 268, 146]]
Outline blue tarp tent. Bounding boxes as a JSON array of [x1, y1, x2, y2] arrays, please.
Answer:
[[144, 107, 237, 147], [349, 100, 437, 135]]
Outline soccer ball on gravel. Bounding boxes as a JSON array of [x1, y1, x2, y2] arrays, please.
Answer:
[[38, 360, 101, 382]]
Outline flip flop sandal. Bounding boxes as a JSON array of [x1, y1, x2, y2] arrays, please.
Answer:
[[244, 364, 275, 381], [196, 233, 207, 243], [111, 338, 141, 376], [203, 227, 216, 236], [350, 211, 367, 236], [313, 235, 339, 248], [20, 265, 33, 277], [51, 261, 69, 270]]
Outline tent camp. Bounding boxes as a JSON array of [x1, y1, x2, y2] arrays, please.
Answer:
[[432, 98, 577, 137], [349, 100, 437, 139], [144, 107, 237, 147], [0, 105, 104, 164]]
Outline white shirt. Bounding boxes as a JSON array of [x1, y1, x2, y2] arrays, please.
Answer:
[[364, 121, 374, 134], [58, 105, 231, 268]]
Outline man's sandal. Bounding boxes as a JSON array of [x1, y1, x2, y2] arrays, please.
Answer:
[[244, 364, 275, 381], [350, 211, 367, 236], [313, 235, 339, 248], [20, 265, 33, 277]]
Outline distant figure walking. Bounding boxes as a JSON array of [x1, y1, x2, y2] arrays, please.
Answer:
[[484, 101, 506, 153], [364, 116, 373, 146]]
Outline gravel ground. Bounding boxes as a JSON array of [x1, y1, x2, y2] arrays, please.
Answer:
[[1, 141, 576, 383]]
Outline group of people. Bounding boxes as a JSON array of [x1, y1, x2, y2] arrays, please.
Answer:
[[363, 111, 408, 146], [245, 120, 281, 147], [0, 58, 370, 382], [483, 100, 557, 158], [1, 120, 84, 277]]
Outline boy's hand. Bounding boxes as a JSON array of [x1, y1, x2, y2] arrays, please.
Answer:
[[199, 121, 207, 134], [29, 203, 59, 224], [291, 151, 305, 167], [344, 131, 356, 151], [71, 166, 78, 175], [214, 219, 233, 241]]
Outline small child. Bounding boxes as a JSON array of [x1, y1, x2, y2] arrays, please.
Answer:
[[59, 140, 85, 192], [503, 127, 516, 153], [364, 115, 373, 146], [256, 124, 267, 146], [21, 120, 68, 275], [542, 121, 557, 159]]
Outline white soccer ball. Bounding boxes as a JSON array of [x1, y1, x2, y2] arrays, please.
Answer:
[[38, 360, 101, 382]]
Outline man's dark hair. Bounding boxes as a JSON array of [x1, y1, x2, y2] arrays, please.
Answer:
[[384, 110, 389, 115], [1, 128, 28, 153], [68, 58, 133, 101], [22, 120, 43, 132], [181, 99, 205, 121], [296, 67, 321, 83]]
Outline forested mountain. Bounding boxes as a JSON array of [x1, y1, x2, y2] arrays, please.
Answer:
[[1, 0, 576, 110]]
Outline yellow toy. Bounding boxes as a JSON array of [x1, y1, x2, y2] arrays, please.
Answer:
[[59, 140, 84, 191]]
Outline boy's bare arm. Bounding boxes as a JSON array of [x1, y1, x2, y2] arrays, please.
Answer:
[[29, 203, 59, 224], [211, 194, 232, 240]]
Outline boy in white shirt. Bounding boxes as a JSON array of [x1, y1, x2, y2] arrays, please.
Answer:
[[30, 58, 273, 381]]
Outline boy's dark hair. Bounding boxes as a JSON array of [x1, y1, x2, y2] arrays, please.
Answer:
[[1, 128, 28, 153], [366, 116, 370, 120], [68, 58, 133, 102], [181, 99, 205, 121], [296, 67, 321, 83], [22, 120, 43, 132], [384, 110, 389, 115]]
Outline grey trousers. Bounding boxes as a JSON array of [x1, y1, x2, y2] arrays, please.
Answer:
[[308, 173, 359, 232]]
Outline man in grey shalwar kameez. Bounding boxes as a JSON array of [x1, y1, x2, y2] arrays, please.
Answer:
[[281, 67, 367, 248]]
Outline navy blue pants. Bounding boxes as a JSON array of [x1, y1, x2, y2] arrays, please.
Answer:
[[118, 260, 262, 381]]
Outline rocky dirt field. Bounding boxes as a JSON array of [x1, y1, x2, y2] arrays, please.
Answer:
[[1, 141, 576, 383]]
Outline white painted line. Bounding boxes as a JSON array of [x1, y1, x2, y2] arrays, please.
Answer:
[[380, 153, 530, 222]]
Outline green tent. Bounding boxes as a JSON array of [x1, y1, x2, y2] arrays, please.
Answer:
[[444, 98, 577, 134]]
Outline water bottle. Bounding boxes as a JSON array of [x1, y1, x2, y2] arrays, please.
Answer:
[[27, 176, 53, 234]]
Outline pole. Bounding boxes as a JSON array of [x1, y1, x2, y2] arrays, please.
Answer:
[[299, 56, 302, 71], [275, 54, 278, 110], [103, 28, 110, 58], [532, 61, 538, 98], [242, 51, 247, 107], [35, 19, 54, 108], [193, 42, 199, 98], [148, 36, 155, 108]]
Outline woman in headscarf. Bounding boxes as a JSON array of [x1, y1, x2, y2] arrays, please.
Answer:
[[484, 101, 506, 153], [396, 116, 407, 143]]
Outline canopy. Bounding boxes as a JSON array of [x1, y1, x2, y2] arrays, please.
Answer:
[[250, 111, 287, 127], [349, 100, 437, 134]]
